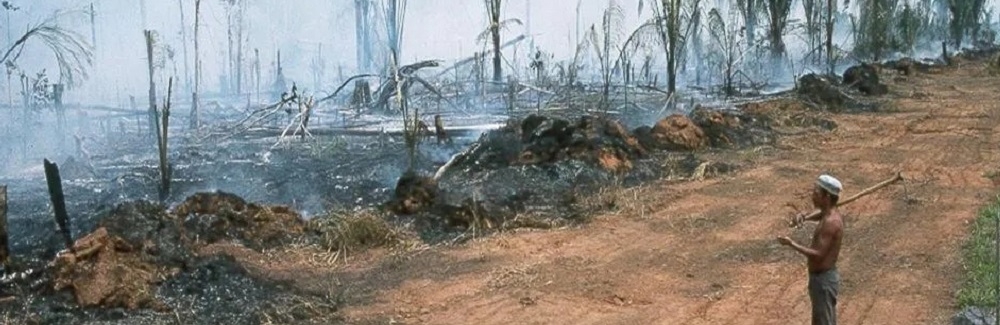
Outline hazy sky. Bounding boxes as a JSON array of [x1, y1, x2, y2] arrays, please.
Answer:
[[2, 0, 997, 106]]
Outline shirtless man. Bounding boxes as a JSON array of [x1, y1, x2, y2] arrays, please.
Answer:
[[778, 174, 844, 325]]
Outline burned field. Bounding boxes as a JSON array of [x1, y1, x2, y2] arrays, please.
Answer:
[[0, 50, 931, 324]]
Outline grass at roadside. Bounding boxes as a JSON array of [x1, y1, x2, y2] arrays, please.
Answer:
[[957, 197, 1000, 309]]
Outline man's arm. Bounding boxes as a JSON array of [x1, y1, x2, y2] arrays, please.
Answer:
[[787, 240, 821, 258], [780, 228, 834, 259], [791, 211, 825, 226], [803, 212, 824, 222]]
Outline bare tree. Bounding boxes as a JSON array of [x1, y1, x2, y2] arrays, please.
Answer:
[[222, 0, 247, 95], [178, 0, 190, 92], [354, 0, 375, 73]]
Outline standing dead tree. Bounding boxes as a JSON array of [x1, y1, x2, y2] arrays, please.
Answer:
[[658, 0, 683, 96], [144, 30, 158, 142], [178, 0, 190, 92], [153, 78, 173, 202], [824, 0, 834, 74], [355, 0, 375, 74], [764, 0, 792, 61], [223, 0, 247, 95], [481, 0, 521, 82], [191, 0, 202, 129]]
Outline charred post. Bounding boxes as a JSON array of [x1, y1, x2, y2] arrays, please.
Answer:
[[0, 185, 8, 268], [43, 159, 73, 252]]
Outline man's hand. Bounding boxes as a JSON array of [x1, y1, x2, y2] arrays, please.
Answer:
[[776, 236, 794, 246], [788, 212, 807, 227]]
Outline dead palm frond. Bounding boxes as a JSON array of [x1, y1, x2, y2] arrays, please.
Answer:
[[475, 18, 523, 43], [1, 11, 93, 88]]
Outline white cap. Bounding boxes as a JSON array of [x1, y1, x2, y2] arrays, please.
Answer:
[[816, 174, 842, 196]]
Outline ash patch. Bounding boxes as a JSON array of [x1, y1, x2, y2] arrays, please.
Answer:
[[157, 255, 343, 325]]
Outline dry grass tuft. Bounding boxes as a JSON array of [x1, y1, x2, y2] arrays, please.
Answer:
[[486, 264, 540, 290], [306, 209, 409, 261], [579, 178, 657, 220]]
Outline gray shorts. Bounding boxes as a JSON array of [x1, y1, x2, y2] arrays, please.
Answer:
[[808, 268, 840, 325]]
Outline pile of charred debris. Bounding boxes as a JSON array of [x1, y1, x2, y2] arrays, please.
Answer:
[[0, 58, 917, 323]]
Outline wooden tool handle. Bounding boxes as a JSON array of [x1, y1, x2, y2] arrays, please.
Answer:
[[789, 172, 904, 227]]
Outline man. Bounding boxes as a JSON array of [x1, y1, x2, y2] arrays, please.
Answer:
[[778, 174, 844, 325]]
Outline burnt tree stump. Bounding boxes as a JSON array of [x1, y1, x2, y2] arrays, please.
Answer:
[[44, 159, 74, 252]]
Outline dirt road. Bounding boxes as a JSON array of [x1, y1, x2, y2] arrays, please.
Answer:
[[308, 60, 1000, 324]]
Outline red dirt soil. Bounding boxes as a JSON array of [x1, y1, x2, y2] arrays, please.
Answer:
[[235, 59, 999, 324]]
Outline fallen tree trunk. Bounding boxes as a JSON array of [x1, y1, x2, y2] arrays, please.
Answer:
[[235, 124, 499, 139], [789, 172, 904, 228], [44, 159, 74, 251]]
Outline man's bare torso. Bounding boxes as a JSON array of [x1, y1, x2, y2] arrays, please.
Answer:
[[809, 211, 843, 272]]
